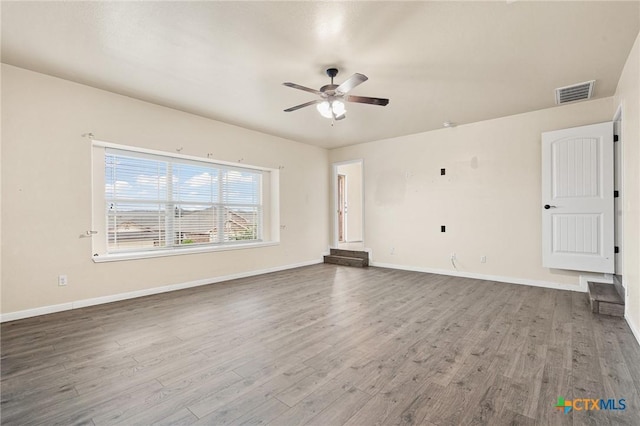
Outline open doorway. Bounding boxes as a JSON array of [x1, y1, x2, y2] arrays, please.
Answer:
[[337, 174, 346, 243], [333, 160, 364, 249]]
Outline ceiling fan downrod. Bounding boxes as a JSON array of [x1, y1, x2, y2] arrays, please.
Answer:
[[326, 68, 338, 85]]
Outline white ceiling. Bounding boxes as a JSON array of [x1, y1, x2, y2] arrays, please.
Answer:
[[2, 1, 639, 149]]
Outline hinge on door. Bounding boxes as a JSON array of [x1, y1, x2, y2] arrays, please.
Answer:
[[614, 190, 619, 198], [614, 134, 619, 142], [615, 246, 620, 254]]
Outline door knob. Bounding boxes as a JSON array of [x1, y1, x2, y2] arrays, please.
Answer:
[[544, 204, 557, 209]]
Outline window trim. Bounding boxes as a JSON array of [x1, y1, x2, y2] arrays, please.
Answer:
[[91, 140, 280, 262], [92, 241, 280, 263], [94, 140, 275, 172]]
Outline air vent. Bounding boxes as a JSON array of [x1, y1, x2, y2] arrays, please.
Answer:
[[555, 80, 595, 104]]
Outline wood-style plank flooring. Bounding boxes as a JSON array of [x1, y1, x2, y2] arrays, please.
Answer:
[[2, 264, 640, 425]]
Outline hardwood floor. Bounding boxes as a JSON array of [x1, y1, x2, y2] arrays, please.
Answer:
[[2, 264, 639, 425]]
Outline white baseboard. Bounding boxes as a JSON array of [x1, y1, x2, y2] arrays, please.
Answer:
[[370, 261, 587, 293], [0, 259, 323, 323], [578, 273, 613, 290]]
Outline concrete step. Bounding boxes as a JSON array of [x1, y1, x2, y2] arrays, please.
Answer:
[[323, 255, 367, 268], [588, 281, 624, 317]]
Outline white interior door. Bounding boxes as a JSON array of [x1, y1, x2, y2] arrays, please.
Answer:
[[541, 122, 614, 273]]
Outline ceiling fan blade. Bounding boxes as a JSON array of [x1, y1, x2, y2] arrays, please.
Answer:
[[284, 99, 323, 112], [345, 95, 389, 106], [283, 82, 323, 96], [336, 73, 368, 94]]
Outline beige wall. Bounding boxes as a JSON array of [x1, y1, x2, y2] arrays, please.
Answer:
[[330, 97, 614, 289], [614, 32, 640, 339], [337, 162, 363, 242], [1, 64, 329, 315]]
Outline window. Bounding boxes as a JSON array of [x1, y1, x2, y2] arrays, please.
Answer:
[[92, 142, 278, 261]]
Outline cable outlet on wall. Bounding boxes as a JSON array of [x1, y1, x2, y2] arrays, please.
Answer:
[[58, 275, 68, 286], [481, 256, 487, 263], [450, 253, 456, 261], [390, 247, 396, 255]]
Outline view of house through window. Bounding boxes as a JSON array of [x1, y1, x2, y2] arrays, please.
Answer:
[[104, 148, 263, 253]]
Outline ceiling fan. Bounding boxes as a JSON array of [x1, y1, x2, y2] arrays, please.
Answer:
[[283, 68, 389, 121]]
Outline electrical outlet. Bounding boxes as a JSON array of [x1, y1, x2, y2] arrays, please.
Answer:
[[390, 247, 396, 255], [58, 275, 67, 286], [481, 256, 487, 263], [450, 253, 456, 260]]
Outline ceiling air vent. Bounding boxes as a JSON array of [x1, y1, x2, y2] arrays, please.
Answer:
[[555, 80, 595, 105]]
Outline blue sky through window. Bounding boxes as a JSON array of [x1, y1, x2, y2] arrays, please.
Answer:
[[106, 154, 260, 209]]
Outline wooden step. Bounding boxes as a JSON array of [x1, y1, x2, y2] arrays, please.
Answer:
[[588, 281, 624, 317], [329, 249, 369, 266], [323, 255, 367, 268]]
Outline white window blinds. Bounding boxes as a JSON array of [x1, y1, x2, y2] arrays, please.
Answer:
[[105, 148, 262, 253]]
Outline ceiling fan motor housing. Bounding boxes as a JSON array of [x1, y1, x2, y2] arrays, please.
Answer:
[[320, 84, 339, 95]]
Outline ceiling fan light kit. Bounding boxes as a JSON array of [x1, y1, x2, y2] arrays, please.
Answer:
[[283, 68, 389, 122], [317, 99, 346, 120]]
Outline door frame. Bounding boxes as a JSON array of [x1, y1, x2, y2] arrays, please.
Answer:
[[332, 159, 364, 248], [613, 104, 625, 291]]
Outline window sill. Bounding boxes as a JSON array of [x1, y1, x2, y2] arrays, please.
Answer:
[[92, 241, 279, 263]]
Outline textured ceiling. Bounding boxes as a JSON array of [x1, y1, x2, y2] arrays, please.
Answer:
[[2, 1, 639, 149]]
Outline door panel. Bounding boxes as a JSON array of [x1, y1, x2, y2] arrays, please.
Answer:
[[552, 214, 600, 254], [552, 137, 599, 198], [542, 122, 614, 273]]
